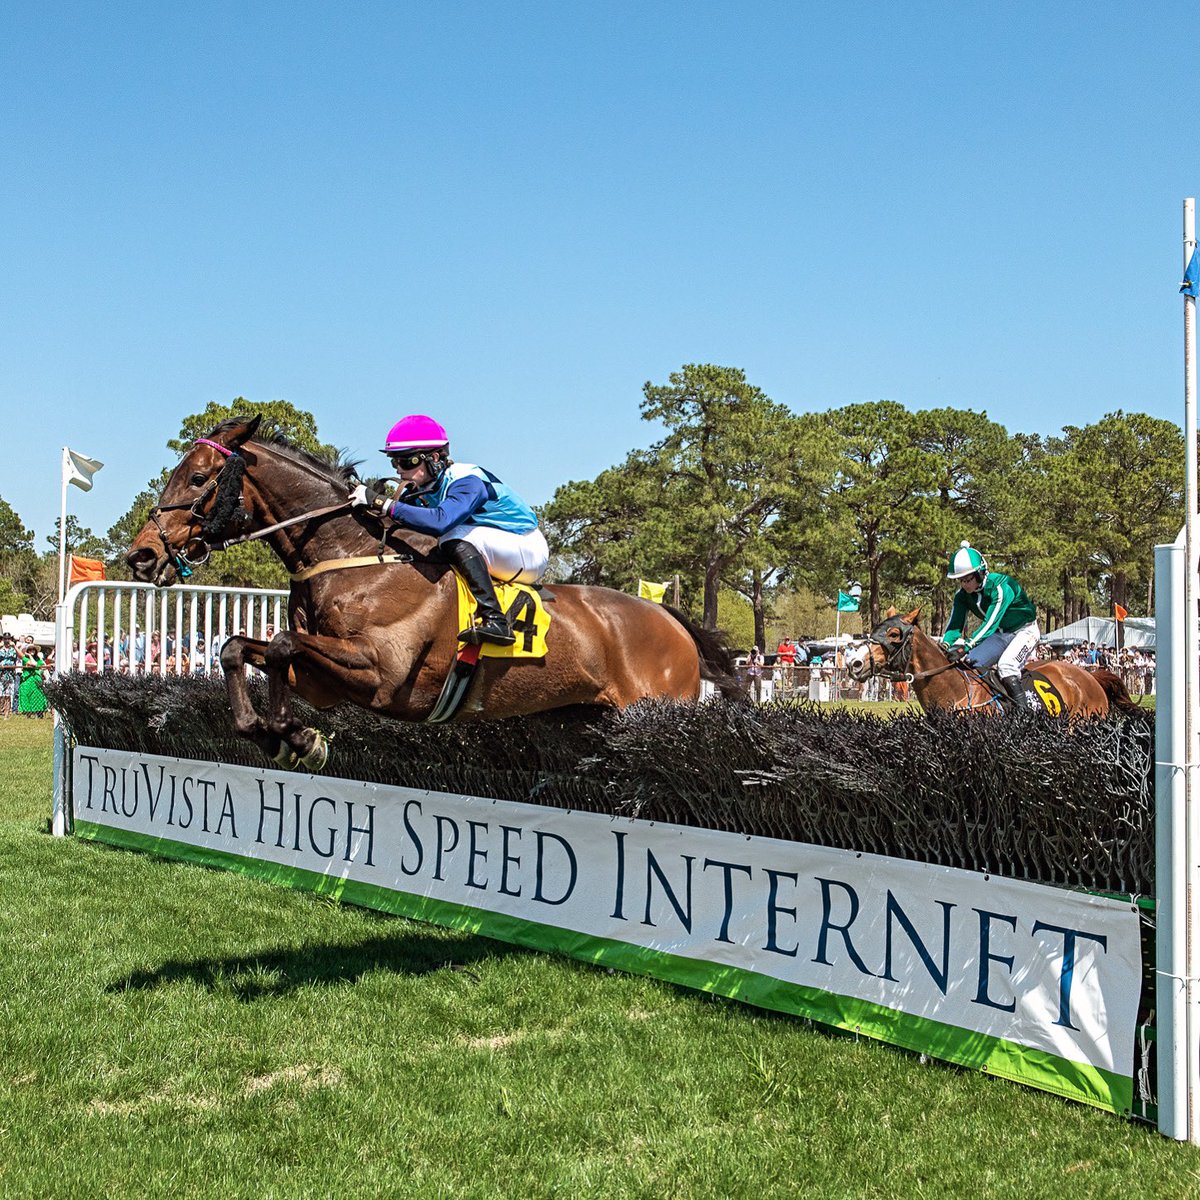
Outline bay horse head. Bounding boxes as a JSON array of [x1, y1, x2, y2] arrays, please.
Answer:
[[845, 607, 925, 681], [127, 416, 262, 586]]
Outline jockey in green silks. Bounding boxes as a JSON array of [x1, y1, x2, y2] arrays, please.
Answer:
[[941, 542, 1041, 709]]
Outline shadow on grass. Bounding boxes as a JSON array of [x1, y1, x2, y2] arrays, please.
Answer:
[[107, 929, 529, 1001]]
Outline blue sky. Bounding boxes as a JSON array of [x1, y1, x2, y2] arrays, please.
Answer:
[[1, 4, 1195, 545]]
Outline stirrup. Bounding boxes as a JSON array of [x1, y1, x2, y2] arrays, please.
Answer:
[[458, 619, 515, 646]]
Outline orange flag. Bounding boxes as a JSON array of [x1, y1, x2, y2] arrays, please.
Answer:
[[1113, 603, 1128, 622], [69, 556, 106, 586]]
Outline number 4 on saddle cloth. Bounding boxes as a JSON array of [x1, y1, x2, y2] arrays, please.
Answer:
[[427, 578, 552, 723], [454, 575, 551, 659]]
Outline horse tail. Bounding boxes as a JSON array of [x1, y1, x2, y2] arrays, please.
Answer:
[[664, 605, 746, 700], [1092, 669, 1141, 715]]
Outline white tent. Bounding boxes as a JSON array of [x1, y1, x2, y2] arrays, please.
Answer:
[[1039, 615, 1155, 650]]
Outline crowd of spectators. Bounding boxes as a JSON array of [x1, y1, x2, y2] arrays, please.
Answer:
[[70, 625, 278, 677], [742, 638, 909, 703], [0, 621, 285, 724], [1038, 641, 1156, 696]]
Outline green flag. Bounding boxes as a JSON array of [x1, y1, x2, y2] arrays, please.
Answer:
[[837, 591, 860, 612]]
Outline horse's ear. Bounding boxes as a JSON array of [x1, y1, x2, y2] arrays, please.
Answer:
[[226, 414, 261, 448], [885, 606, 897, 618], [905, 607, 922, 626]]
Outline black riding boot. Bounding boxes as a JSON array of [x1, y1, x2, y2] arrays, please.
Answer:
[[444, 540, 515, 646], [999, 674, 1028, 710]]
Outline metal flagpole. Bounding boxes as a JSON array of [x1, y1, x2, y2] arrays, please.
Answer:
[[833, 607, 841, 701], [53, 448, 71, 836], [53, 448, 70, 836], [1183, 197, 1200, 1143], [57, 447, 70, 603]]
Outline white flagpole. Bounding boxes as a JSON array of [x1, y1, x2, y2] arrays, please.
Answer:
[[1183, 197, 1200, 1144], [57, 447, 70, 603], [52, 447, 71, 838]]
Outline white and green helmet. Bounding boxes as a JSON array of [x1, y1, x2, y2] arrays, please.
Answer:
[[947, 541, 988, 579]]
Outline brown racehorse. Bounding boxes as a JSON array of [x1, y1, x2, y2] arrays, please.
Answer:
[[126, 417, 741, 770], [845, 608, 1138, 717]]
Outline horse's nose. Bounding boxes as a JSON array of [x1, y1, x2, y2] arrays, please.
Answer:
[[844, 646, 868, 680], [127, 547, 161, 582]]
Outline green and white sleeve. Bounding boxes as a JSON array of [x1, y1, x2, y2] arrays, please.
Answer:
[[968, 578, 1014, 646]]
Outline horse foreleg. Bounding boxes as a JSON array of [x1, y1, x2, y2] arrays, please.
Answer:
[[219, 636, 283, 760], [262, 630, 383, 771]]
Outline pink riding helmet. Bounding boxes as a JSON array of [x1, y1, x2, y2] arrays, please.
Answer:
[[380, 414, 450, 454]]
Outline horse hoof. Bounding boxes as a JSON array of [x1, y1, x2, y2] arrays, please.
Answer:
[[272, 742, 299, 770], [299, 730, 329, 773]]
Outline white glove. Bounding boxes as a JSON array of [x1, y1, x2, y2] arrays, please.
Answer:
[[348, 483, 389, 514]]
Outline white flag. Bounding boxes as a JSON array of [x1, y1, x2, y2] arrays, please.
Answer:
[[64, 448, 103, 492]]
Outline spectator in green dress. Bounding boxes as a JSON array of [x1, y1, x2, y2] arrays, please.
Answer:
[[18, 645, 48, 718]]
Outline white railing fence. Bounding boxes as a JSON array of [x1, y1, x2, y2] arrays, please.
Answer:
[[54, 580, 288, 679], [51, 581, 288, 836]]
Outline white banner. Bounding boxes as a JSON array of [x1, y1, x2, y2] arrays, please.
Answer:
[[71, 746, 1143, 1111]]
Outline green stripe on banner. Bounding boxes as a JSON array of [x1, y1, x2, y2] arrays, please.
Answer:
[[75, 819, 1132, 1116]]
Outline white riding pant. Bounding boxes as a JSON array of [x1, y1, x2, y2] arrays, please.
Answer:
[[441, 524, 549, 585], [966, 621, 1041, 680]]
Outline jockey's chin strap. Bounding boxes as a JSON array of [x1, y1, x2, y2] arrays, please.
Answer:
[[149, 437, 353, 579]]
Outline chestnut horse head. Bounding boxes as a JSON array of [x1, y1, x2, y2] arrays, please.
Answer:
[[127, 416, 744, 770], [846, 607, 1133, 718]]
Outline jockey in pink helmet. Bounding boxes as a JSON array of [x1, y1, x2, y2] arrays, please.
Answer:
[[379, 414, 453, 457], [350, 414, 548, 646]]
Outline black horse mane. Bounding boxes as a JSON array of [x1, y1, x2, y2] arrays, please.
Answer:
[[208, 418, 362, 485]]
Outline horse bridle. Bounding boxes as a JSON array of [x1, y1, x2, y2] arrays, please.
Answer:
[[148, 437, 354, 580], [863, 616, 968, 685], [864, 615, 917, 680], [148, 438, 250, 579]]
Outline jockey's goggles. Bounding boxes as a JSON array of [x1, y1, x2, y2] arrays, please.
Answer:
[[389, 452, 428, 470]]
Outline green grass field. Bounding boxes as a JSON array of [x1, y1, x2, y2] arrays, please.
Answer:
[[0, 716, 1193, 1199]]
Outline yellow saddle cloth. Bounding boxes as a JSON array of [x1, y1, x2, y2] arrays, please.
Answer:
[[454, 574, 551, 659]]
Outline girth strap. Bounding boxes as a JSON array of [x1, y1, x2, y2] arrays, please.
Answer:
[[289, 552, 413, 583]]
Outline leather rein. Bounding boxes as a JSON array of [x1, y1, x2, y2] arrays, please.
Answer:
[[148, 437, 353, 580]]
